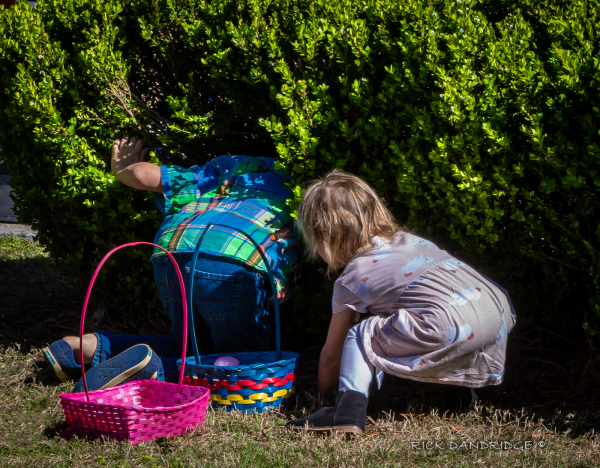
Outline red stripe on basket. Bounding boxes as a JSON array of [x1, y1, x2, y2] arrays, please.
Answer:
[[261, 377, 281, 384], [248, 383, 269, 391], [235, 380, 257, 387], [225, 385, 242, 391]]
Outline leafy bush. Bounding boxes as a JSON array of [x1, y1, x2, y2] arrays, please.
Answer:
[[1, 0, 599, 338]]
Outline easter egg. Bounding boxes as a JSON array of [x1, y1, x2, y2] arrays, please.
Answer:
[[214, 356, 240, 366]]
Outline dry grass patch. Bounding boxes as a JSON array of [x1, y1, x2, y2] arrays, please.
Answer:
[[0, 346, 599, 467], [1, 236, 600, 467]]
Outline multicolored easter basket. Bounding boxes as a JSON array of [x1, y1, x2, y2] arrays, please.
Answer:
[[59, 243, 210, 444], [180, 224, 300, 413]]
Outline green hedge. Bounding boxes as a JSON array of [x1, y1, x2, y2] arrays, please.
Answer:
[[1, 0, 599, 338]]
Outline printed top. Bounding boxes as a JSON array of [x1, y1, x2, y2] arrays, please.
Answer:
[[152, 155, 299, 301], [333, 231, 454, 314], [332, 231, 516, 388]]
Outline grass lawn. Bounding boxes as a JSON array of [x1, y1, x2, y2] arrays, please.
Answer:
[[1, 236, 599, 467]]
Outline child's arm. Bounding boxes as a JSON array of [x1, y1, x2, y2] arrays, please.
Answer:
[[111, 136, 163, 193], [318, 308, 356, 396]]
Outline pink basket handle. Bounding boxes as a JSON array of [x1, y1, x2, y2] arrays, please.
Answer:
[[79, 242, 188, 402]]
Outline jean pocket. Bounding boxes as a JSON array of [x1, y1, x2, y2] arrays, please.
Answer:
[[187, 268, 243, 321], [153, 256, 174, 304]]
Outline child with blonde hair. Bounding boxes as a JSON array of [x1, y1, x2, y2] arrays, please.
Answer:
[[286, 170, 515, 435]]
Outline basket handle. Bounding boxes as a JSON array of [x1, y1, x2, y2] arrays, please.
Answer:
[[187, 223, 282, 365], [79, 242, 188, 402]]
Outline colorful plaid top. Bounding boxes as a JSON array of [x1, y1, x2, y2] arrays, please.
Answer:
[[152, 155, 299, 301]]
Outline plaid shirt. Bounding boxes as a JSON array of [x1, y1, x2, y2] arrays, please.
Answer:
[[151, 155, 299, 301]]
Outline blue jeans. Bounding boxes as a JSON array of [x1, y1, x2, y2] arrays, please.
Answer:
[[92, 253, 271, 382]]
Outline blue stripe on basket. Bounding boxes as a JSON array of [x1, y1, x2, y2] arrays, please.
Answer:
[[181, 351, 299, 414], [183, 361, 298, 377], [184, 366, 296, 384], [182, 361, 297, 383], [181, 351, 299, 369]]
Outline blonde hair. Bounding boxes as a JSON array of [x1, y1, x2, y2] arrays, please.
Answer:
[[297, 169, 403, 275]]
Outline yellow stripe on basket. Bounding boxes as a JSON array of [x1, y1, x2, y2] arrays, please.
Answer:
[[215, 400, 233, 405], [226, 394, 245, 402], [272, 389, 288, 398], [236, 399, 256, 405], [262, 396, 280, 403], [213, 387, 296, 406]]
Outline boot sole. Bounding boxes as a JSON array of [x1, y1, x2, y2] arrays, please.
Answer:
[[42, 346, 71, 382], [98, 346, 153, 390], [287, 425, 363, 436], [74, 345, 154, 393]]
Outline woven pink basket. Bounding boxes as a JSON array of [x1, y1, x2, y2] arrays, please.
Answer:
[[59, 242, 210, 444]]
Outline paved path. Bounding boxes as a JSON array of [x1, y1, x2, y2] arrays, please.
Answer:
[[0, 173, 37, 239], [0, 223, 37, 239]]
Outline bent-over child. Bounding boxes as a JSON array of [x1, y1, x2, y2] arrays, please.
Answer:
[[43, 136, 299, 391], [286, 170, 515, 435]]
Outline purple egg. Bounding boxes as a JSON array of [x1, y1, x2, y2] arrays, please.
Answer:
[[214, 356, 240, 366]]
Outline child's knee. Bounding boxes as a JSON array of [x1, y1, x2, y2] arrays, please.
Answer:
[[350, 318, 369, 337]]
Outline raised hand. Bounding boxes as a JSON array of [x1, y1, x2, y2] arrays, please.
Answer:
[[111, 135, 150, 172], [110, 135, 162, 192]]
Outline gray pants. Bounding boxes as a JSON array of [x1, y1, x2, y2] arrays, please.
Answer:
[[338, 320, 478, 406]]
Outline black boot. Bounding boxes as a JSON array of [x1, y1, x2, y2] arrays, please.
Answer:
[[445, 385, 479, 412], [285, 390, 368, 435]]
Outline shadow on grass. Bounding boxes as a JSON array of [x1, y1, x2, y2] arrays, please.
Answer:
[[290, 324, 600, 435], [24, 358, 71, 387], [43, 421, 70, 440], [0, 254, 171, 351], [0, 254, 83, 349], [3, 238, 600, 440]]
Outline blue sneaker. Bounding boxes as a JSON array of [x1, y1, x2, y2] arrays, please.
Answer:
[[73, 344, 162, 393], [42, 340, 85, 382]]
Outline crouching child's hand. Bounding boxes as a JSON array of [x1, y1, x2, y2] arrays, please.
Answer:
[[111, 135, 163, 193]]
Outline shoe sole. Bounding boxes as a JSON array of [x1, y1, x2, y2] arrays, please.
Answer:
[[287, 425, 363, 436], [98, 345, 153, 390], [42, 346, 70, 382]]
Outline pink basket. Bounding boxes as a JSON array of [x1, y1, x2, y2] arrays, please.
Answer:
[[59, 242, 210, 444]]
